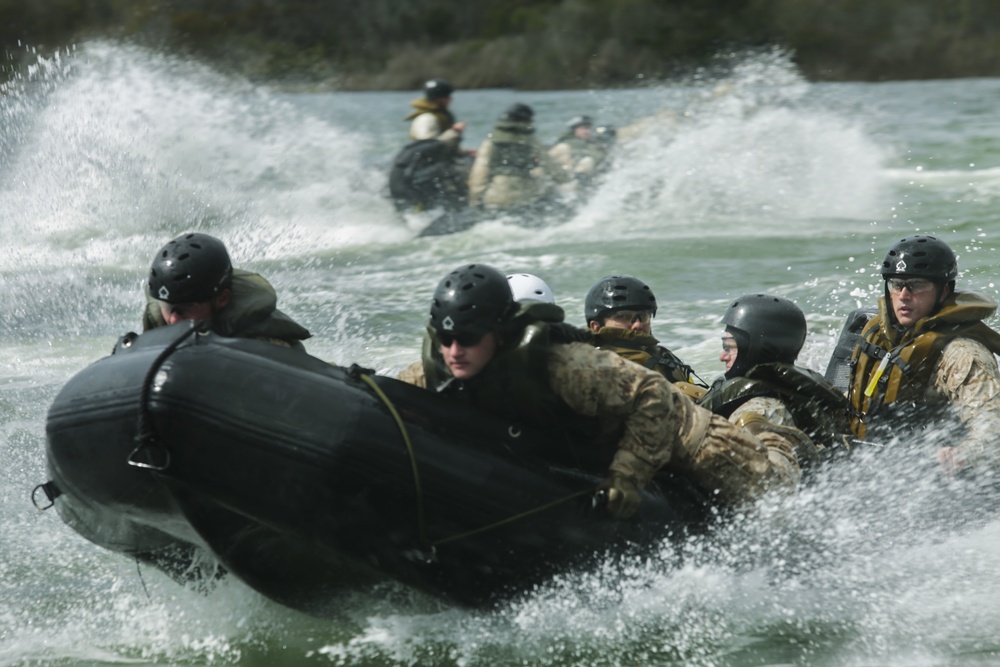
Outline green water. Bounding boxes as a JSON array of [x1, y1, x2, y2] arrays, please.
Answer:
[[3, 43, 1000, 666]]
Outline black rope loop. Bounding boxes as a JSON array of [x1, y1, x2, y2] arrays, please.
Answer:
[[127, 322, 205, 471]]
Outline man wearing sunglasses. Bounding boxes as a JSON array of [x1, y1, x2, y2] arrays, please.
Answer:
[[584, 275, 705, 395], [848, 234, 1000, 476], [141, 232, 311, 350], [398, 263, 799, 519]]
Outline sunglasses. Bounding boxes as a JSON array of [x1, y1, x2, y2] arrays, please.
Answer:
[[438, 331, 486, 348], [607, 309, 652, 325], [887, 278, 936, 295]]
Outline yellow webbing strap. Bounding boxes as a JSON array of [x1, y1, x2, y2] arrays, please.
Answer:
[[356, 372, 600, 551]]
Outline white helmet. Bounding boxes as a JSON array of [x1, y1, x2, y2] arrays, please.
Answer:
[[506, 273, 555, 304]]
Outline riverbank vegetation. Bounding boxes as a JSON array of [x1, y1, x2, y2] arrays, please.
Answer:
[[4, 0, 1000, 89]]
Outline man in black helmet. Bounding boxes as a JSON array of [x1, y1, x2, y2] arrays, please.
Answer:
[[847, 234, 1000, 475], [699, 294, 848, 467], [406, 78, 466, 144], [584, 274, 703, 393], [397, 263, 799, 519], [392, 78, 474, 212], [467, 103, 571, 211], [142, 232, 311, 350]]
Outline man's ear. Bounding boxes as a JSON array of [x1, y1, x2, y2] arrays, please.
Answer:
[[588, 320, 602, 332], [939, 282, 954, 304], [214, 288, 232, 310]]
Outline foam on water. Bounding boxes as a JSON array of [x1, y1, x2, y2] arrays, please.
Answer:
[[0, 41, 407, 277]]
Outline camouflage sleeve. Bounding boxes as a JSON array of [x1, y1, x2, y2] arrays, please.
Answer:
[[934, 338, 1000, 469], [730, 396, 815, 474], [673, 413, 800, 503], [548, 142, 573, 170], [396, 360, 428, 389], [535, 140, 574, 184], [547, 343, 800, 502], [546, 343, 693, 487], [467, 140, 492, 206]]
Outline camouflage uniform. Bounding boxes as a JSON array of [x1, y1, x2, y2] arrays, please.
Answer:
[[467, 119, 571, 210], [398, 335, 799, 505], [849, 290, 1000, 470], [142, 268, 311, 350]]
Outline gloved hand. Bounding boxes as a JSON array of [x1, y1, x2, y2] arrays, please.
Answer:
[[733, 410, 769, 435], [596, 473, 641, 519]]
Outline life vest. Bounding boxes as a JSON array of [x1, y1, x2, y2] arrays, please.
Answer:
[[420, 303, 599, 458], [590, 327, 698, 385], [848, 290, 1000, 438], [404, 99, 456, 137], [698, 362, 852, 449], [480, 121, 538, 178], [490, 140, 537, 177]]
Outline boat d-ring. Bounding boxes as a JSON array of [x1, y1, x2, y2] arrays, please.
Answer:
[[507, 424, 522, 438], [127, 440, 172, 471], [31, 481, 60, 510]]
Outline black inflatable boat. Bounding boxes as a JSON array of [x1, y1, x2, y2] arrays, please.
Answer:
[[40, 323, 708, 614]]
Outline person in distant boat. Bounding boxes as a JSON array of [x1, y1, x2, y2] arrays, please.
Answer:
[[584, 274, 705, 396], [392, 78, 473, 211], [467, 103, 572, 212], [406, 78, 468, 146], [697, 294, 847, 469], [142, 232, 311, 350], [548, 115, 610, 189], [397, 263, 799, 519], [846, 234, 1000, 476], [507, 272, 555, 304]]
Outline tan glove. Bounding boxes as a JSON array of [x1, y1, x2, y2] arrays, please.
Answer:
[[597, 473, 641, 519], [673, 381, 708, 400]]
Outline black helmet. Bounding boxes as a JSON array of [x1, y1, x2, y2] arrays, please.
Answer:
[[424, 78, 454, 101], [567, 115, 593, 130], [429, 264, 515, 338], [499, 103, 533, 123], [584, 275, 657, 323], [880, 234, 958, 282], [148, 232, 233, 304], [721, 293, 806, 378]]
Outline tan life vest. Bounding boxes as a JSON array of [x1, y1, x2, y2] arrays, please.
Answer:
[[590, 326, 697, 385], [404, 99, 456, 139], [848, 290, 1000, 438]]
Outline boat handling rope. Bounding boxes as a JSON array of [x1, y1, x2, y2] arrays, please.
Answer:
[[431, 488, 593, 547], [350, 365, 600, 558], [128, 322, 206, 471], [351, 365, 433, 555]]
